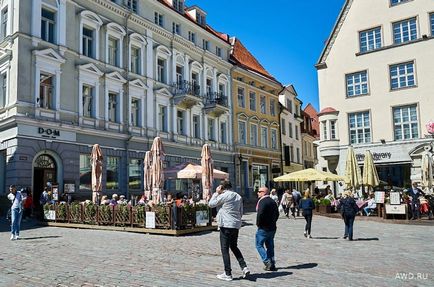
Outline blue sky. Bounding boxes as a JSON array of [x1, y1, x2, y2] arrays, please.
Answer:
[[194, 0, 345, 110]]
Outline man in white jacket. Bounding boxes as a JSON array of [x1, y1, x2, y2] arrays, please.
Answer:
[[209, 181, 250, 281], [8, 185, 25, 240]]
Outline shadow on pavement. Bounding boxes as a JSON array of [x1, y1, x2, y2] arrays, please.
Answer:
[[19, 235, 61, 240], [279, 263, 319, 270], [312, 236, 340, 240], [235, 271, 293, 282], [355, 237, 379, 241], [0, 218, 45, 233]]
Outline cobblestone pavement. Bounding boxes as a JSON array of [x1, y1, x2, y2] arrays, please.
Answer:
[[0, 213, 433, 287]]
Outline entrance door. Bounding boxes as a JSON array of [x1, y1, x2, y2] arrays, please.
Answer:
[[33, 154, 57, 207]]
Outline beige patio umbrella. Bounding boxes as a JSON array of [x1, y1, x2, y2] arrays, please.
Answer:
[[91, 144, 103, 204], [143, 151, 152, 200], [421, 147, 433, 192], [201, 144, 214, 202], [151, 137, 165, 204], [177, 163, 228, 180], [362, 150, 379, 193], [344, 146, 362, 191], [273, 168, 345, 182]]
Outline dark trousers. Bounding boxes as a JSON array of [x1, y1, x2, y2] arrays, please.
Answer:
[[220, 227, 247, 276], [411, 200, 420, 219], [343, 215, 355, 240], [303, 213, 312, 235]]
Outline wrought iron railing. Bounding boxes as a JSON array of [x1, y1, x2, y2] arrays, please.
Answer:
[[205, 92, 228, 107], [172, 81, 201, 97]]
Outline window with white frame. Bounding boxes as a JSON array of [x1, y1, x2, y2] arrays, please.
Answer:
[[177, 110, 185, 135], [1, 7, 7, 40], [220, 122, 227, 144], [192, 72, 200, 95], [290, 146, 294, 163], [239, 121, 246, 144], [390, 0, 410, 6], [202, 39, 210, 51], [216, 47, 222, 57], [176, 66, 183, 86], [393, 105, 418, 140], [346, 71, 368, 97], [390, 61, 415, 90], [173, 0, 184, 13], [281, 119, 286, 135], [188, 31, 196, 44], [286, 99, 292, 113], [271, 129, 277, 149], [157, 58, 166, 83], [359, 27, 381, 53], [270, 99, 276, 116], [322, 121, 327, 140], [250, 124, 258, 146], [82, 27, 94, 58], [260, 95, 266, 114], [393, 18, 417, 44], [249, 92, 256, 111], [108, 37, 119, 66], [41, 8, 55, 44], [431, 13, 434, 36], [154, 12, 164, 27], [296, 147, 300, 163], [261, 127, 268, 148], [159, 105, 168, 132], [130, 45, 140, 74], [80, 12, 102, 59], [208, 118, 215, 141], [39, 73, 54, 109], [295, 125, 299, 140], [330, 120, 337, 139], [197, 13, 206, 26], [349, 111, 371, 144], [0, 73, 6, 108], [126, 0, 138, 12], [289, 122, 293, 138], [131, 98, 140, 127], [238, 87, 245, 108], [206, 78, 212, 96], [108, 92, 118, 122], [193, 115, 200, 138], [172, 22, 180, 35], [82, 85, 94, 118]]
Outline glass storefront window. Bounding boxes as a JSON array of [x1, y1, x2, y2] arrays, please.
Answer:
[[129, 158, 142, 190], [79, 154, 91, 190], [252, 165, 269, 192], [107, 156, 119, 190]]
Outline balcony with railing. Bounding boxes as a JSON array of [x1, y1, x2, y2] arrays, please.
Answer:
[[203, 92, 229, 117], [171, 81, 202, 109]]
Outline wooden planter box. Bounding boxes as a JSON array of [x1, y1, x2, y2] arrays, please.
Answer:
[[319, 205, 332, 213], [83, 204, 98, 224], [132, 206, 146, 227], [69, 203, 83, 223]]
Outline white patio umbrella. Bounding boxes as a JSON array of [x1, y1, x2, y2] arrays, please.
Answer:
[[362, 150, 380, 193], [143, 151, 152, 200], [421, 147, 433, 193], [150, 137, 165, 204], [344, 146, 362, 192]]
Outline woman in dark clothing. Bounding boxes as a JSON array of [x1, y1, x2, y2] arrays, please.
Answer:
[[338, 191, 359, 241], [299, 189, 315, 238]]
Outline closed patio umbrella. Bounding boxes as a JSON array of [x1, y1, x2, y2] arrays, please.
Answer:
[[362, 150, 380, 192], [421, 147, 433, 192], [201, 144, 213, 202], [151, 137, 165, 204], [143, 151, 152, 200], [273, 168, 345, 182], [344, 146, 362, 192], [91, 144, 103, 204]]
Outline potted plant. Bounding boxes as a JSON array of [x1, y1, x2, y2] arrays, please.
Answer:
[[319, 198, 332, 213], [313, 197, 320, 212], [57, 202, 67, 221]]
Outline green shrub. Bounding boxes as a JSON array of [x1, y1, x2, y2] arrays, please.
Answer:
[[320, 198, 331, 206]]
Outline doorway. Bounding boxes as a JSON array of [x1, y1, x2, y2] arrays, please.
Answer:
[[33, 154, 57, 207]]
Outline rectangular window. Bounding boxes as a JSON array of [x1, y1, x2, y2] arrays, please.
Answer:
[[281, 119, 286, 135], [289, 122, 293, 138], [154, 12, 164, 27], [261, 127, 268, 148], [349, 111, 371, 144], [176, 66, 183, 86], [218, 84, 225, 97], [390, 61, 415, 90], [177, 110, 185, 135], [290, 146, 294, 163], [208, 118, 215, 141], [127, 0, 138, 13], [250, 124, 258, 146], [206, 78, 212, 96], [287, 99, 293, 113], [129, 158, 142, 190], [41, 8, 55, 44], [82, 85, 93, 118], [330, 120, 337, 139], [295, 125, 299, 140], [191, 73, 200, 96], [220, 122, 227, 144], [322, 121, 328, 140], [431, 13, 434, 36], [39, 73, 54, 109], [260, 95, 266, 114], [157, 58, 166, 83], [393, 105, 418, 140], [108, 37, 118, 66], [106, 157, 119, 190], [249, 92, 256, 111], [202, 39, 209, 51], [271, 129, 277, 149], [296, 147, 300, 163], [238, 87, 245, 108], [130, 46, 140, 74], [0, 73, 6, 109], [193, 115, 200, 138], [82, 27, 94, 58], [159, 105, 167, 132], [188, 31, 196, 44], [346, 70, 369, 97], [359, 27, 381, 52], [239, 121, 246, 144], [216, 47, 222, 57], [1, 8, 7, 40], [172, 22, 180, 35], [173, 0, 184, 12], [390, 0, 410, 6], [393, 18, 417, 44], [79, 154, 91, 190], [270, 99, 276, 116], [131, 98, 140, 127], [108, 92, 118, 123]]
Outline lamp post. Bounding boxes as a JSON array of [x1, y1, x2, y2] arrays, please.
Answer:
[[238, 153, 243, 197]]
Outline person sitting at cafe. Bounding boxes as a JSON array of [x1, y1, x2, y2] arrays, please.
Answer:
[[165, 194, 174, 205], [100, 195, 110, 205], [109, 194, 118, 206], [117, 195, 127, 205], [363, 194, 376, 216], [175, 193, 184, 207]]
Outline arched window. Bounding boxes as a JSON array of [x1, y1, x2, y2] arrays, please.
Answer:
[[34, 154, 56, 169]]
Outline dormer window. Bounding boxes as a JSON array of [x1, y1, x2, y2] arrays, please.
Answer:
[[173, 0, 184, 13], [197, 13, 206, 26]]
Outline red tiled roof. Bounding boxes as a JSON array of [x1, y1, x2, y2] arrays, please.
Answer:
[[230, 38, 279, 83], [318, 106, 338, 116]]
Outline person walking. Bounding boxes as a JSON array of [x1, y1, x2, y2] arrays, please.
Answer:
[[280, 189, 295, 218], [292, 188, 302, 216], [7, 185, 25, 240], [339, 191, 359, 241], [299, 189, 315, 238], [408, 182, 424, 220], [209, 181, 250, 281], [256, 186, 279, 271]]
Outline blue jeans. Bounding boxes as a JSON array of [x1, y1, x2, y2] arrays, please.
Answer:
[[364, 207, 374, 215], [255, 228, 276, 264], [343, 215, 355, 240], [11, 208, 23, 236]]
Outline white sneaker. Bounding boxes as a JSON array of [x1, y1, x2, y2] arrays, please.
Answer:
[[242, 267, 250, 278], [10, 234, 15, 241], [216, 272, 233, 281], [15, 235, 20, 240], [307, 235, 312, 239]]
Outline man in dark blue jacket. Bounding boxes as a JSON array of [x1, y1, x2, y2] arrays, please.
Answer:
[[408, 182, 425, 220], [256, 186, 279, 271]]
